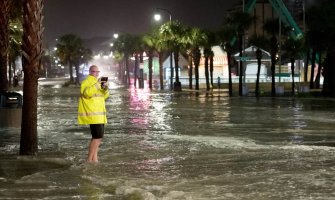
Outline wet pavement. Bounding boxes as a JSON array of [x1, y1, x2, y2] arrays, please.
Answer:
[[0, 80, 335, 199]]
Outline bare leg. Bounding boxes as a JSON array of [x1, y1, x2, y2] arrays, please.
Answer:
[[87, 138, 101, 162]]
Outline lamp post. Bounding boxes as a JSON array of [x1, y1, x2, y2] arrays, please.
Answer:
[[154, 8, 173, 90]]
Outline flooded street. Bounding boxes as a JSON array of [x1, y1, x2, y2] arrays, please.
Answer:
[[1, 82, 335, 199]]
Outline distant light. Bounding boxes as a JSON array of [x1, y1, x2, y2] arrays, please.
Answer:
[[154, 14, 161, 21], [110, 43, 114, 47], [113, 33, 119, 39], [94, 54, 101, 59]]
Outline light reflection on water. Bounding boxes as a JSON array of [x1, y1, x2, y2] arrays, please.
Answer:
[[1, 85, 335, 199]]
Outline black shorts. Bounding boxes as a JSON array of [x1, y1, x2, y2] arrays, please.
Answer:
[[89, 124, 104, 139]]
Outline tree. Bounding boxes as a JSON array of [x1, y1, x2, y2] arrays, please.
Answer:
[[283, 35, 305, 95], [159, 20, 186, 91], [143, 28, 165, 90], [263, 18, 291, 96], [305, 3, 329, 90], [249, 35, 269, 97], [112, 34, 138, 86], [218, 24, 237, 97], [19, 0, 43, 155], [263, 19, 279, 97], [255, 48, 262, 97], [310, 1, 335, 96], [183, 27, 207, 90], [226, 11, 253, 96], [203, 30, 216, 91], [56, 34, 85, 84]]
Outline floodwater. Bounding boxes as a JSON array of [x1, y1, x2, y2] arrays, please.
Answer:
[[1, 81, 335, 200]]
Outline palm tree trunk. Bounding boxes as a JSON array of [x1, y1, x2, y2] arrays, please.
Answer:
[[134, 54, 139, 87], [69, 62, 74, 83], [159, 52, 164, 90], [173, 51, 181, 91], [227, 51, 233, 97], [304, 49, 310, 82], [315, 53, 322, 89], [75, 64, 80, 84], [256, 58, 261, 97], [291, 59, 295, 95], [193, 48, 201, 90], [238, 33, 243, 96], [188, 54, 193, 89], [210, 55, 214, 88], [125, 54, 130, 86], [0, 0, 10, 92], [255, 48, 262, 97], [148, 51, 153, 89], [270, 36, 277, 97], [205, 56, 209, 91], [310, 49, 316, 89], [20, 0, 43, 155]]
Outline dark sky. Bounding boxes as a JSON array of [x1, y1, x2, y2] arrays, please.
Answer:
[[43, 0, 240, 46]]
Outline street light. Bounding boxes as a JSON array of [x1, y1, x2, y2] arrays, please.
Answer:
[[154, 8, 173, 90]]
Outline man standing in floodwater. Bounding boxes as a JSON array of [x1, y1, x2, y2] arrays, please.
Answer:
[[78, 65, 109, 162]]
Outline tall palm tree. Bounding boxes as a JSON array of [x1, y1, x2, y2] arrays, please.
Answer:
[[249, 35, 269, 97], [143, 29, 165, 90], [112, 34, 138, 86], [255, 48, 262, 97], [283, 35, 305, 95], [263, 19, 279, 97], [144, 27, 166, 90], [203, 30, 216, 91], [20, 0, 43, 155], [159, 20, 185, 91], [183, 27, 207, 90], [218, 24, 237, 97], [226, 11, 253, 96], [305, 4, 327, 90], [56, 34, 85, 84]]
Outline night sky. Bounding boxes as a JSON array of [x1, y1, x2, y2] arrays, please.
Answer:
[[43, 0, 241, 46]]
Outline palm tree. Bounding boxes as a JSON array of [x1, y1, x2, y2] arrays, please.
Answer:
[[263, 19, 279, 97], [131, 35, 143, 88], [203, 30, 216, 91], [143, 30, 159, 89], [56, 34, 85, 84], [226, 11, 253, 96], [249, 35, 269, 97], [183, 27, 207, 90], [255, 48, 262, 97], [112, 34, 138, 86], [306, 1, 335, 96], [19, 0, 43, 155], [305, 4, 328, 90], [159, 20, 186, 91], [283, 35, 305, 95], [218, 24, 237, 97]]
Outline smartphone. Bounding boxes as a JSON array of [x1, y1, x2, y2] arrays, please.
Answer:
[[101, 77, 108, 82], [101, 77, 108, 88]]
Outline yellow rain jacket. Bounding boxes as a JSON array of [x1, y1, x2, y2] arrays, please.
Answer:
[[78, 75, 109, 124]]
